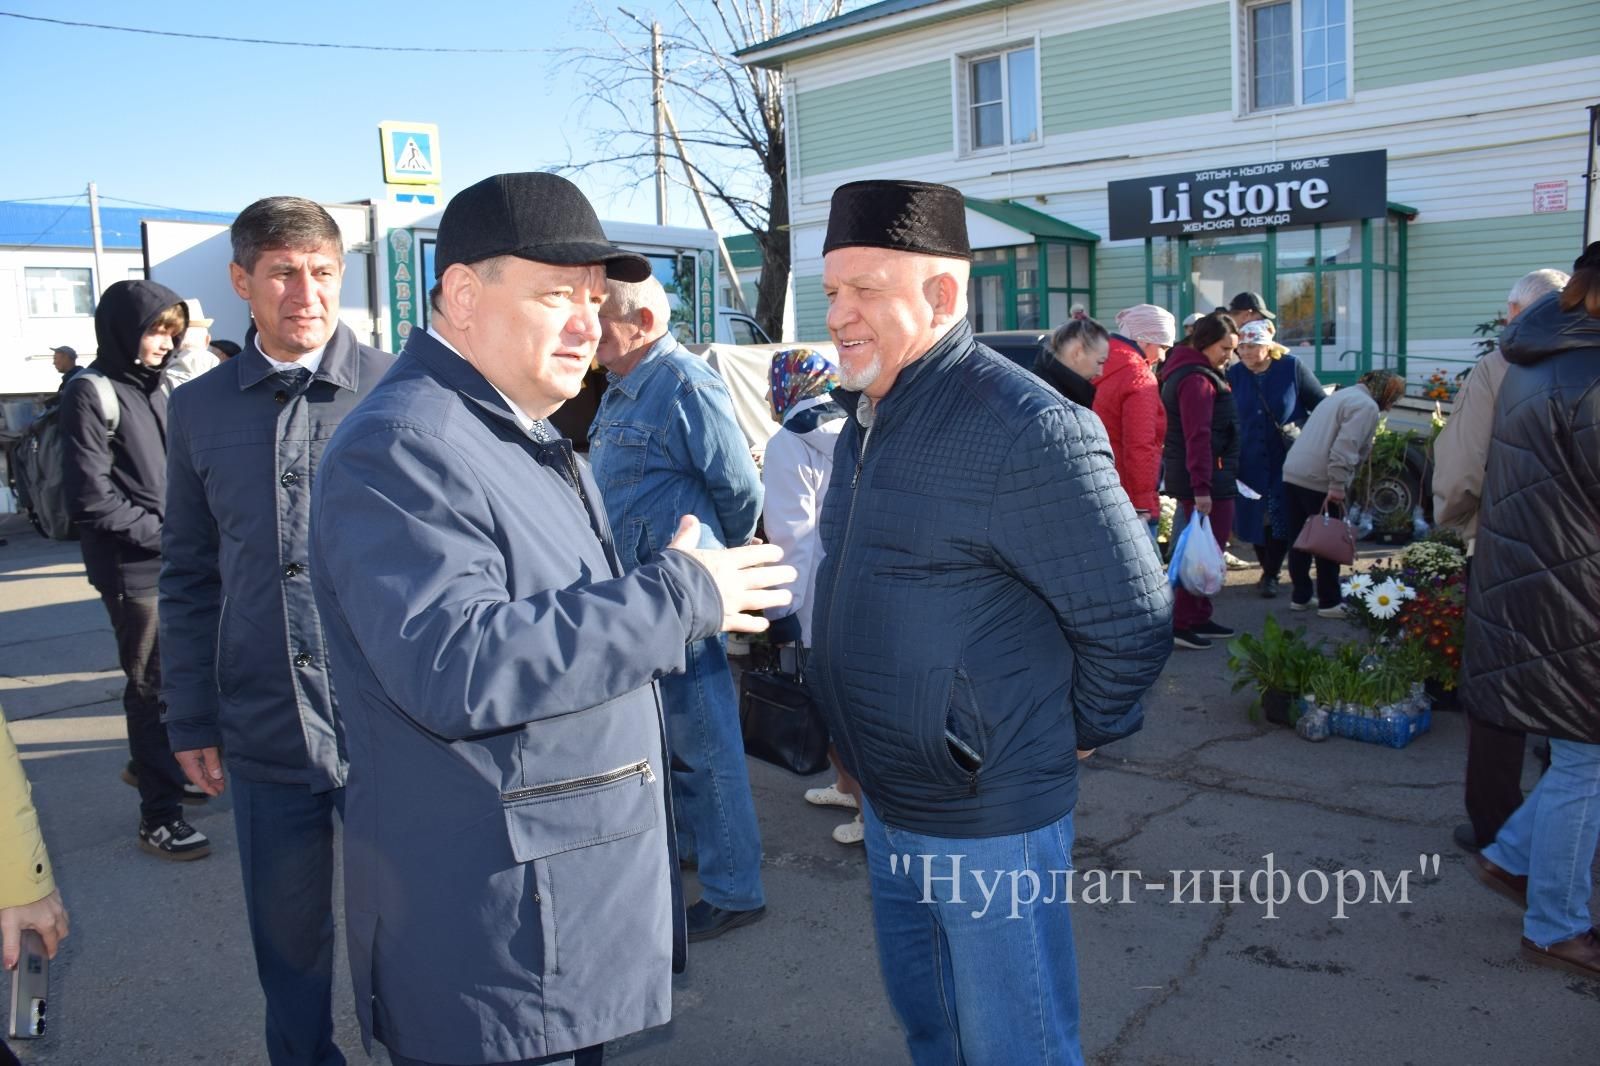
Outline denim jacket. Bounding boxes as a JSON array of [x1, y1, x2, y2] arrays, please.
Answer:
[[588, 334, 762, 566]]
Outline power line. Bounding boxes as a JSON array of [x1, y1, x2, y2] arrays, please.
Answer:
[[12, 196, 87, 249], [2, 193, 85, 203], [0, 11, 544, 53], [100, 195, 233, 215]]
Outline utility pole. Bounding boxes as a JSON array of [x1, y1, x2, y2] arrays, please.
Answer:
[[651, 21, 668, 226], [87, 181, 107, 299], [660, 99, 749, 314]]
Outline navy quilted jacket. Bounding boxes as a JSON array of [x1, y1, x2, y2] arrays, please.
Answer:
[[808, 322, 1174, 837]]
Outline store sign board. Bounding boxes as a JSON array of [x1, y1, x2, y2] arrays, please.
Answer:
[[387, 227, 421, 353], [1532, 181, 1568, 213], [1107, 150, 1388, 240]]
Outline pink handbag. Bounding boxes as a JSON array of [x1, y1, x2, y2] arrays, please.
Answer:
[[1293, 506, 1356, 565]]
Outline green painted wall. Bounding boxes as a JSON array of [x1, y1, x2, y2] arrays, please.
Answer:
[[1042, 4, 1232, 135], [794, 61, 952, 176], [1096, 244, 1148, 322], [1356, 0, 1600, 92], [793, 274, 829, 341], [1407, 210, 1582, 341]]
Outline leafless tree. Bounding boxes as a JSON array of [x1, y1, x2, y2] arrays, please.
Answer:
[[562, 1, 849, 340]]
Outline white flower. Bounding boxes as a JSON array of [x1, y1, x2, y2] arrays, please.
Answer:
[[1394, 581, 1417, 601], [1364, 581, 1403, 620], [1346, 573, 1374, 593]]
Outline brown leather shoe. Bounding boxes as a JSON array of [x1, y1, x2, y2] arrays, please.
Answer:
[[1521, 928, 1600, 981], [1470, 853, 1528, 908]]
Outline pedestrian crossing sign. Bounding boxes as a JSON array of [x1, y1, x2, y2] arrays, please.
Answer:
[[379, 121, 441, 185]]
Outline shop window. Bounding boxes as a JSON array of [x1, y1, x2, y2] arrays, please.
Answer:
[[1242, 0, 1348, 113], [1143, 212, 1407, 384], [960, 44, 1038, 152], [966, 239, 1094, 332], [25, 267, 94, 317]]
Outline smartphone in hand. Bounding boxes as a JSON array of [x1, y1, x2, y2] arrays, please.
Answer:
[[8, 929, 48, 1039]]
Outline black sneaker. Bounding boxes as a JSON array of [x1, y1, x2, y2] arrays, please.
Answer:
[[138, 817, 211, 861], [1173, 629, 1213, 650], [1193, 620, 1236, 638], [123, 759, 209, 804], [1258, 576, 1280, 599]]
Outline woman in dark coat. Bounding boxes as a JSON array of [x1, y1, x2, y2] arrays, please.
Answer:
[[1463, 243, 1600, 980], [1158, 311, 1241, 650], [1226, 320, 1324, 598], [1032, 317, 1109, 409]]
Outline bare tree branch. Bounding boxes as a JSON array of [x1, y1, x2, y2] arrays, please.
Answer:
[[558, 0, 855, 338]]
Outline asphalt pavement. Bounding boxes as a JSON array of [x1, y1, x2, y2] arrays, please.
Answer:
[[1, 519, 1595, 1066]]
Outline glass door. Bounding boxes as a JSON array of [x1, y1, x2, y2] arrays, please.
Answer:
[[968, 261, 1011, 332], [1183, 238, 1269, 321]]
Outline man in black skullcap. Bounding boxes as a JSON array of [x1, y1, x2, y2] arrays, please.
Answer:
[[310, 172, 794, 1066], [806, 179, 1173, 1065]]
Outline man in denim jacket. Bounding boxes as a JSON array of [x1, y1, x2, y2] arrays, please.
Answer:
[[588, 275, 767, 941]]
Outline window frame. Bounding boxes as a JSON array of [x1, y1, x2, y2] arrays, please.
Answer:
[[1143, 212, 1408, 385], [952, 36, 1043, 157], [24, 266, 97, 318], [1234, 0, 1354, 117], [966, 239, 1096, 332]]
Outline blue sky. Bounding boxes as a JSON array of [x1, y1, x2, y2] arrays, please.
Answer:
[[2, 1, 738, 228]]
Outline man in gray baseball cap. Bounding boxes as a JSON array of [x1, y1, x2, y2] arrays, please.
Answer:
[[310, 172, 794, 1066]]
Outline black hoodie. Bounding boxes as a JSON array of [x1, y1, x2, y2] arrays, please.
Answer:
[[60, 279, 187, 594]]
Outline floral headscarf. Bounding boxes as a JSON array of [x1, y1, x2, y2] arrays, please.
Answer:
[[768, 347, 840, 420]]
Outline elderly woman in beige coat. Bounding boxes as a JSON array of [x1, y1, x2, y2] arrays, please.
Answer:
[[1281, 369, 1405, 614]]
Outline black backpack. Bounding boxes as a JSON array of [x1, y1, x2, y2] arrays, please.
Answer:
[[6, 370, 119, 540]]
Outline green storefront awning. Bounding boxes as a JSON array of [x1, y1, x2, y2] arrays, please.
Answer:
[[964, 197, 1100, 242]]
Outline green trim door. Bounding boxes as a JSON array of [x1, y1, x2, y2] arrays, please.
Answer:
[[970, 257, 1014, 331]]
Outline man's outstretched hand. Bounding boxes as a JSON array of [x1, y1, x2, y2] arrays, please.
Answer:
[[668, 515, 796, 633]]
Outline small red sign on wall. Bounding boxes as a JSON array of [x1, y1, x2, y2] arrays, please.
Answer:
[[1533, 181, 1568, 213]]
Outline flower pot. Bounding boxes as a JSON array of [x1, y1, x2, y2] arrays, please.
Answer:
[[1424, 678, 1459, 711], [1261, 687, 1294, 726]]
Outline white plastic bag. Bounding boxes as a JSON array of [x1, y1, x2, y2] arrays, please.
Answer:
[[1177, 514, 1226, 597]]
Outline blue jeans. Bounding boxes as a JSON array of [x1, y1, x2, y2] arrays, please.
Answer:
[[1483, 737, 1600, 948], [232, 774, 346, 1066], [862, 800, 1083, 1066], [659, 635, 764, 911]]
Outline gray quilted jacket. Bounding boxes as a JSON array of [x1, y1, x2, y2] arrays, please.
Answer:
[[1462, 294, 1600, 743], [808, 321, 1173, 837]]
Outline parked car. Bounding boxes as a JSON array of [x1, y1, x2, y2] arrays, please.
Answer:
[[973, 329, 1050, 369]]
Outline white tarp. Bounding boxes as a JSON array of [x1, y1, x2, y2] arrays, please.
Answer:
[[690, 341, 839, 454]]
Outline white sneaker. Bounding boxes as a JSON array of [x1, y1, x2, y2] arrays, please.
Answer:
[[1288, 599, 1313, 612], [1224, 551, 1252, 571], [832, 815, 864, 846], [1317, 603, 1349, 619], [803, 783, 858, 810]]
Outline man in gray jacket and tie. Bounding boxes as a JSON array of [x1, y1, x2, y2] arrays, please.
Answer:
[[160, 196, 394, 1066]]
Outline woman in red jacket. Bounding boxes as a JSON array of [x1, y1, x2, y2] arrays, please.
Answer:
[[1095, 304, 1174, 541]]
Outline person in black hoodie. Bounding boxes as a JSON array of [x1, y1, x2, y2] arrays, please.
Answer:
[[60, 279, 209, 861], [1031, 316, 1108, 409]]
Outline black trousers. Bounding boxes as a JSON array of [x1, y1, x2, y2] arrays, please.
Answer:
[[1284, 484, 1345, 608], [1463, 715, 1528, 847], [99, 591, 186, 825], [1253, 537, 1291, 581]]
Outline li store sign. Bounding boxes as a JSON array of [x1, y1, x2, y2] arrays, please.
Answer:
[[1107, 150, 1388, 240]]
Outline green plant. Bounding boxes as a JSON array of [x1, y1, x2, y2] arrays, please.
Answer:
[[1353, 421, 1422, 503], [1227, 616, 1325, 713], [1422, 526, 1467, 552], [1376, 507, 1413, 535], [1473, 312, 1508, 359]]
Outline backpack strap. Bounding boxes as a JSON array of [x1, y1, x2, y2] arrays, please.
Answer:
[[77, 368, 120, 438]]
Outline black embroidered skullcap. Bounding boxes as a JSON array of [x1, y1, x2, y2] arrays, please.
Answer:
[[823, 180, 971, 260]]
